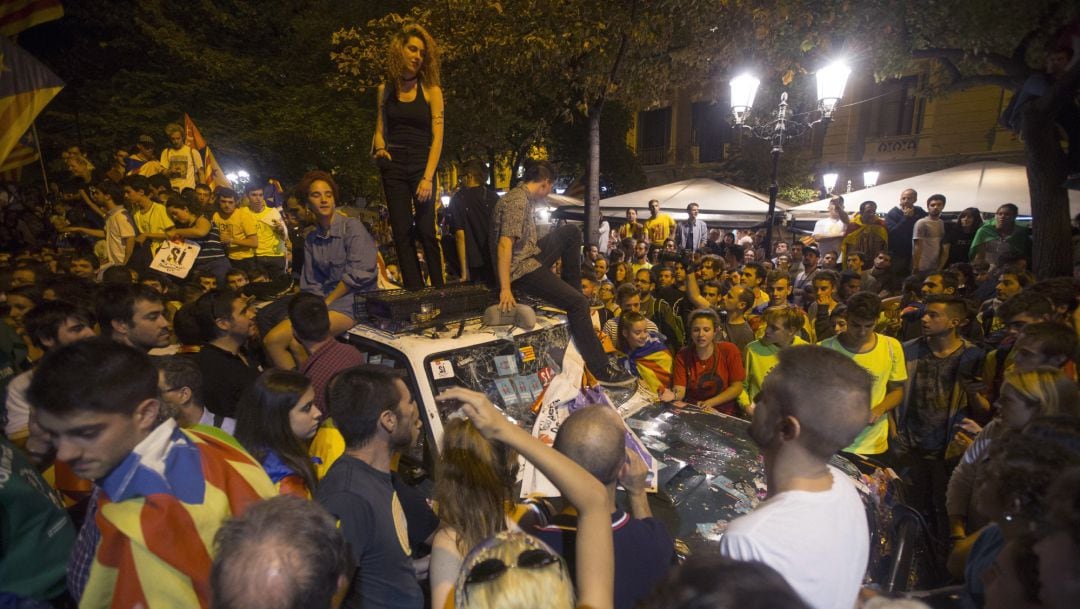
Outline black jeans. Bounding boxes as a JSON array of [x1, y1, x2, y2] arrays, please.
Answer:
[[379, 145, 444, 290], [513, 225, 607, 373], [254, 255, 288, 282]]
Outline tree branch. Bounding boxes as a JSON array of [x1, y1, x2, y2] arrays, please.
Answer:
[[944, 74, 1025, 92], [912, 46, 1030, 81]]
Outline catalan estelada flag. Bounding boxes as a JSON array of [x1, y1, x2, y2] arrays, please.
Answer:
[[202, 145, 230, 190], [0, 126, 38, 171], [0, 36, 62, 170], [0, 0, 63, 37], [80, 420, 275, 609]]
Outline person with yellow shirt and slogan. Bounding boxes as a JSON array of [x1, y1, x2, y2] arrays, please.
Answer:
[[245, 183, 289, 281], [212, 187, 259, 274], [643, 199, 675, 252]]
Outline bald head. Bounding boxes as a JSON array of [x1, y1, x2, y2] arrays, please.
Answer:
[[554, 405, 626, 486], [212, 496, 349, 609]]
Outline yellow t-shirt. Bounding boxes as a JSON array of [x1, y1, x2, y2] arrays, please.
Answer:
[[249, 206, 287, 257], [213, 206, 258, 260], [819, 333, 907, 455], [644, 214, 675, 245], [740, 336, 809, 409]]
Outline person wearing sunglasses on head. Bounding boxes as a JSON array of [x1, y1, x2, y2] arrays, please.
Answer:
[[438, 386, 614, 609]]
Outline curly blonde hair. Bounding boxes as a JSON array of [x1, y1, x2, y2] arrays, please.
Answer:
[[386, 23, 440, 88]]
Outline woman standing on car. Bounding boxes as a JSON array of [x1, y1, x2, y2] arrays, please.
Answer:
[[372, 23, 445, 291]]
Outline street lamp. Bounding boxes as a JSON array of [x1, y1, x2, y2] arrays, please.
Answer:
[[729, 62, 851, 255], [822, 172, 839, 194], [863, 170, 880, 188]]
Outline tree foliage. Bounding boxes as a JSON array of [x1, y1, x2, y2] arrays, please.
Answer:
[[24, 0, 405, 200]]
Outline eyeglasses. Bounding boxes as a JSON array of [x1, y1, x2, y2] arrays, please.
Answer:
[[463, 549, 561, 588]]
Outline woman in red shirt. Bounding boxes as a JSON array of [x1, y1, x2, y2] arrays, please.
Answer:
[[672, 309, 746, 416]]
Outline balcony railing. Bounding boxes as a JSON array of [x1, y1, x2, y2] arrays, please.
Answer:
[[639, 146, 669, 166]]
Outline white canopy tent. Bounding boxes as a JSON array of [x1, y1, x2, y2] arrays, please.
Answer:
[[550, 177, 791, 226], [791, 161, 1080, 217]]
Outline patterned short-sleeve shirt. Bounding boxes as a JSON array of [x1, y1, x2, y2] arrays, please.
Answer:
[[492, 184, 542, 283]]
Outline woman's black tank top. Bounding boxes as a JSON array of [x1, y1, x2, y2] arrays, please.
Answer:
[[384, 82, 433, 150]]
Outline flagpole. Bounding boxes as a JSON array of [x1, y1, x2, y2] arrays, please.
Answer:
[[31, 122, 49, 192]]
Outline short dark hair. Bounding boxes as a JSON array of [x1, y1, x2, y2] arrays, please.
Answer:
[[215, 187, 238, 201], [173, 304, 205, 345], [122, 174, 150, 194], [288, 292, 331, 342], [640, 555, 811, 609], [212, 496, 350, 609], [845, 291, 881, 322], [742, 262, 765, 283], [244, 182, 263, 195], [23, 300, 95, 350], [96, 283, 164, 339], [164, 194, 199, 214], [156, 355, 204, 406], [839, 270, 861, 288], [1028, 278, 1079, 313], [924, 294, 969, 321], [29, 338, 157, 416], [1018, 322, 1078, 362], [101, 265, 137, 285], [998, 203, 1020, 216], [96, 181, 123, 203], [148, 173, 172, 192], [998, 291, 1055, 323], [765, 346, 873, 459], [191, 289, 244, 340], [195, 183, 212, 193], [70, 252, 100, 271], [326, 365, 404, 449], [928, 193, 946, 205], [615, 282, 640, 305], [765, 270, 789, 286], [521, 160, 555, 184], [813, 269, 839, 288]]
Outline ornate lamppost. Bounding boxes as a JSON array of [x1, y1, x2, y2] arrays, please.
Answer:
[[729, 62, 851, 255]]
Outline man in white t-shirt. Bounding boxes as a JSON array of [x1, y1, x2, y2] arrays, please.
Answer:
[[160, 123, 204, 192], [720, 345, 872, 609], [812, 196, 848, 259], [912, 194, 948, 273]]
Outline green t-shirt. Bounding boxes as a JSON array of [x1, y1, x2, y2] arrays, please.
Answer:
[[0, 437, 76, 600]]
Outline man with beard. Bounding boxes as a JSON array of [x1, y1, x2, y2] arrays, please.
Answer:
[[316, 366, 425, 609], [184, 289, 261, 419], [721, 345, 871, 609], [97, 283, 172, 353]]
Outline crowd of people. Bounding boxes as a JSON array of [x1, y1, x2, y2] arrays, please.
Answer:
[[2, 19, 1080, 609]]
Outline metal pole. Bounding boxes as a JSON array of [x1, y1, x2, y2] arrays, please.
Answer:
[[31, 122, 49, 193], [763, 93, 788, 258]]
